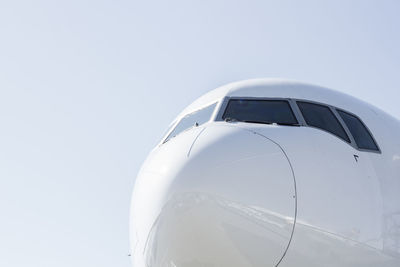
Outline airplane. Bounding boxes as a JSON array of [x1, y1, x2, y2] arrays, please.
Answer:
[[130, 79, 400, 267]]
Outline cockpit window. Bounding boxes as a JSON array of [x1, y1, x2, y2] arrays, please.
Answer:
[[337, 110, 379, 151], [222, 99, 298, 125], [297, 101, 350, 143], [164, 103, 217, 143]]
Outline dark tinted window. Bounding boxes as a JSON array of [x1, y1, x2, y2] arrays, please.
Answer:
[[164, 103, 216, 142], [297, 101, 350, 142], [222, 99, 298, 125], [337, 110, 379, 151]]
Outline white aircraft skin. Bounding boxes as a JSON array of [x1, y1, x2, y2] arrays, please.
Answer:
[[130, 79, 400, 267]]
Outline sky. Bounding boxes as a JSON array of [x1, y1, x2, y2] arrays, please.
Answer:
[[0, 0, 399, 266]]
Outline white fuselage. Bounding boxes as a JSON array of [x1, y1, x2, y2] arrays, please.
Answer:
[[130, 79, 400, 267]]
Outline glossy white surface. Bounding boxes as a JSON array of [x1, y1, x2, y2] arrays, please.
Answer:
[[131, 79, 400, 266]]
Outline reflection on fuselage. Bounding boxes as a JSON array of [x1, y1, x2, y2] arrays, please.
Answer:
[[145, 192, 293, 267]]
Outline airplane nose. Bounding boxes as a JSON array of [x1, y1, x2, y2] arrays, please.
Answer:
[[130, 124, 297, 267]]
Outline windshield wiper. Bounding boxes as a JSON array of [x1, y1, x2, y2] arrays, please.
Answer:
[[241, 120, 273, 125], [239, 120, 300, 126], [224, 117, 237, 122], [225, 118, 300, 126], [275, 122, 300, 126]]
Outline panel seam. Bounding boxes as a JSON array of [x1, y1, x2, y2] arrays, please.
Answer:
[[187, 127, 207, 158], [251, 130, 298, 267]]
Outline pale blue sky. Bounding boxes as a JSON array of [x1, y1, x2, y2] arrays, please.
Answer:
[[0, 1, 399, 266]]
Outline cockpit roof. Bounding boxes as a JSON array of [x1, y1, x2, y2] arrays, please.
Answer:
[[178, 78, 381, 121]]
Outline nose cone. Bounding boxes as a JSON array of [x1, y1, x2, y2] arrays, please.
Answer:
[[131, 124, 296, 267]]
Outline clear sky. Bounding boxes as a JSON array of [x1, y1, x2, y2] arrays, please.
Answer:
[[0, 1, 399, 266]]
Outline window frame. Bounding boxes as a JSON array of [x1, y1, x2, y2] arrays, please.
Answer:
[[335, 108, 381, 153], [220, 98, 300, 125], [294, 99, 381, 153], [215, 97, 303, 123], [162, 102, 218, 144], [295, 100, 352, 144]]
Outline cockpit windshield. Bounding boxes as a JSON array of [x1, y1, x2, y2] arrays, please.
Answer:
[[222, 99, 298, 126], [164, 103, 217, 143]]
